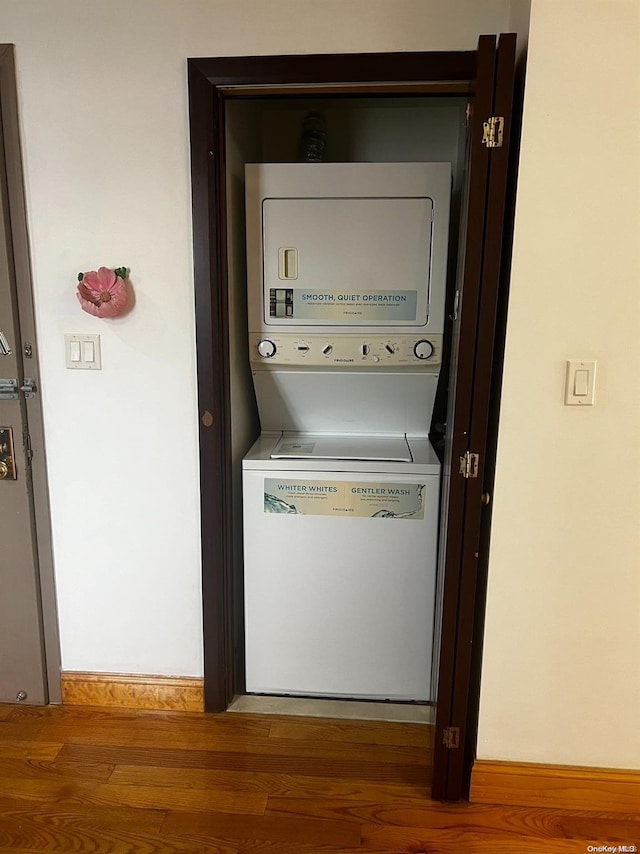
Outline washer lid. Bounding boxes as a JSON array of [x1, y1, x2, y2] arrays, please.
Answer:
[[271, 433, 413, 463]]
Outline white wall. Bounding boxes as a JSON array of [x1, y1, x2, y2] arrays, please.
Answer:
[[0, 0, 511, 677], [478, 0, 640, 768]]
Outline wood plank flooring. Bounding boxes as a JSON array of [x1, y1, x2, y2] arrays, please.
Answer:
[[0, 704, 638, 852]]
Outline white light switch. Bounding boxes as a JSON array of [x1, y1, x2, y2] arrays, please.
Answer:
[[574, 369, 589, 396], [565, 359, 596, 405], [65, 334, 102, 370]]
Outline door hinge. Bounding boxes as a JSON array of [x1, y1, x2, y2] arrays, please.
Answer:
[[459, 451, 480, 479], [443, 727, 460, 749], [23, 424, 33, 463], [482, 116, 504, 148]]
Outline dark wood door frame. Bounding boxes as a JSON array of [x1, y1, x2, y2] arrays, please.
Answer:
[[431, 34, 517, 800], [463, 34, 525, 798], [429, 34, 500, 800], [188, 37, 516, 800]]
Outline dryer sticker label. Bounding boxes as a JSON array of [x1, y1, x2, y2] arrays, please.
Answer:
[[263, 479, 425, 519], [270, 288, 418, 322]]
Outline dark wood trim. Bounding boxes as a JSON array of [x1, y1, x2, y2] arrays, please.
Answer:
[[431, 34, 498, 801], [189, 51, 476, 87], [0, 44, 61, 704], [220, 82, 472, 98], [465, 34, 527, 794], [214, 93, 235, 711], [188, 62, 233, 711], [446, 33, 517, 799]]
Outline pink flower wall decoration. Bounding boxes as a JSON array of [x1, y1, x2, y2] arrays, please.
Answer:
[[77, 266, 129, 318]]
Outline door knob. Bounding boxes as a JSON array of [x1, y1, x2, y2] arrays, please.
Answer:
[[0, 461, 8, 479]]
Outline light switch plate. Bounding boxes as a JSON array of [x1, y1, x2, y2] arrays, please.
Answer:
[[565, 359, 596, 405], [65, 334, 102, 370]]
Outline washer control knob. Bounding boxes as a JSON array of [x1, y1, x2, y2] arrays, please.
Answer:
[[322, 344, 333, 355], [257, 339, 276, 358], [413, 339, 434, 360], [361, 344, 370, 356], [385, 344, 395, 354]]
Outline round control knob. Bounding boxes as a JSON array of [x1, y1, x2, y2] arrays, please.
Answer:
[[361, 344, 370, 356], [413, 339, 434, 360], [322, 344, 333, 355], [257, 339, 276, 358]]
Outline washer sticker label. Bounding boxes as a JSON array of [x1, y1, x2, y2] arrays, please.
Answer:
[[269, 288, 419, 322], [263, 479, 425, 519]]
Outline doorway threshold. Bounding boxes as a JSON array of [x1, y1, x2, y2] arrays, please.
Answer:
[[228, 694, 434, 724]]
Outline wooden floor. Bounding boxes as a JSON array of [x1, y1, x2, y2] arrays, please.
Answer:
[[0, 704, 638, 853]]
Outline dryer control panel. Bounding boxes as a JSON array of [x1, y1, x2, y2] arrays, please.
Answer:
[[249, 333, 442, 369]]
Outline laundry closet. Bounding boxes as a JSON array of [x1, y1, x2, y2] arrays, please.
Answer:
[[189, 37, 516, 800], [223, 96, 468, 706]]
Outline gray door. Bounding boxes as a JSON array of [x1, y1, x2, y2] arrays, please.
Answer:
[[0, 45, 58, 705], [0, 145, 46, 704]]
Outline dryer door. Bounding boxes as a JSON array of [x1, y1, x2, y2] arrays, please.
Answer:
[[262, 196, 432, 327]]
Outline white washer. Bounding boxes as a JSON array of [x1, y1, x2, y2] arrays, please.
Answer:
[[243, 433, 440, 701]]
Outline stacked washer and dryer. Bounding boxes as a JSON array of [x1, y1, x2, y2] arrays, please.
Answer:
[[242, 162, 451, 702]]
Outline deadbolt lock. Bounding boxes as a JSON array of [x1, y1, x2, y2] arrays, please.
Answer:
[[0, 427, 17, 480]]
